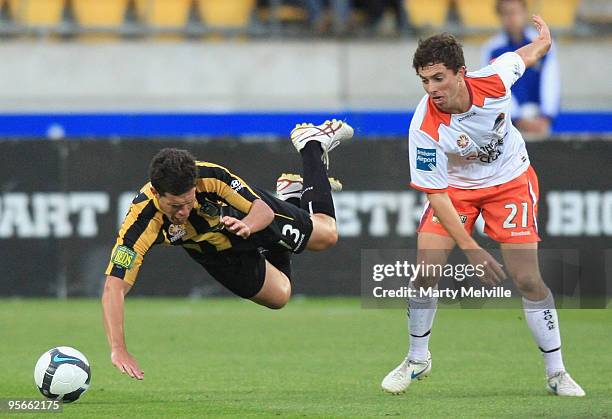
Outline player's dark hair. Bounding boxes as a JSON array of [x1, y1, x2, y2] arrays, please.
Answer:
[[412, 33, 465, 75], [149, 148, 197, 196], [496, 0, 527, 14]]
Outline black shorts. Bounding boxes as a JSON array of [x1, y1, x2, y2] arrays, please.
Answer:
[[236, 187, 314, 254], [185, 248, 292, 299], [184, 188, 310, 298]]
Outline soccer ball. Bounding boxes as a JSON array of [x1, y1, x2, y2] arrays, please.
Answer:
[[34, 347, 91, 403]]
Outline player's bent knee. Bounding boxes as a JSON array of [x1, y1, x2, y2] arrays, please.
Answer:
[[261, 281, 291, 310], [307, 215, 338, 251], [265, 298, 288, 310], [251, 264, 292, 309], [512, 272, 541, 286], [512, 272, 545, 294], [307, 232, 337, 251], [319, 228, 338, 249], [412, 275, 441, 289]]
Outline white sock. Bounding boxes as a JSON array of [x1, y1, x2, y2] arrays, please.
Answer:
[[523, 290, 566, 377], [407, 290, 437, 362]]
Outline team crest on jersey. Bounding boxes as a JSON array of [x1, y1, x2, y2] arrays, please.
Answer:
[[493, 113, 506, 135], [457, 134, 470, 148], [168, 224, 186, 242], [416, 147, 436, 172], [457, 133, 478, 157]]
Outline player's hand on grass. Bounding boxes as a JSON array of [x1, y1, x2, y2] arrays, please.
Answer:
[[111, 348, 144, 380], [465, 248, 507, 286], [221, 216, 251, 238]]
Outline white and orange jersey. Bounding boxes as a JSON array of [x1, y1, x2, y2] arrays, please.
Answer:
[[409, 52, 530, 192]]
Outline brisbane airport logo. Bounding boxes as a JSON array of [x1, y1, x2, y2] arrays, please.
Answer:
[[416, 148, 436, 172]]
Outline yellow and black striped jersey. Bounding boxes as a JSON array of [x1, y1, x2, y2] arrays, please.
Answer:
[[104, 161, 285, 285]]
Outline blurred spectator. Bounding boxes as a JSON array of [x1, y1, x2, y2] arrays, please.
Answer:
[[482, 0, 560, 139], [304, 0, 351, 33], [304, 0, 406, 35], [256, 0, 350, 34], [353, 0, 405, 34], [227, 0, 409, 36]]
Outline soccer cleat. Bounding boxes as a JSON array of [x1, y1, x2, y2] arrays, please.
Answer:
[[290, 119, 354, 167], [276, 173, 303, 201], [381, 352, 432, 395], [547, 371, 585, 397], [276, 173, 342, 201]]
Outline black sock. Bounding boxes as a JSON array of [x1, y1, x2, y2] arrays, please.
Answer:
[[299, 142, 335, 218]]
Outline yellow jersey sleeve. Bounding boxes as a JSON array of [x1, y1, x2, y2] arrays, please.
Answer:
[[196, 162, 260, 214], [104, 194, 164, 286]]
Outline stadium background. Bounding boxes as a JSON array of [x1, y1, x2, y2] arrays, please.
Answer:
[[1, 0, 610, 299], [1, 1, 611, 417]]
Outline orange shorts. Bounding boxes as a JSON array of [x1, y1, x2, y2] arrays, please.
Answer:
[[417, 166, 541, 243]]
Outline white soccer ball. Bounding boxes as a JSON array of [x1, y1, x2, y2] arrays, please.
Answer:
[[34, 347, 91, 403]]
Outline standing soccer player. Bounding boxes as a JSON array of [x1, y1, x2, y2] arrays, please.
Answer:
[[381, 16, 585, 396], [102, 119, 352, 380]]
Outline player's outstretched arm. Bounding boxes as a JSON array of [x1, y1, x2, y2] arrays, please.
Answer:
[[515, 15, 552, 68], [427, 192, 506, 285], [101, 275, 144, 380], [222, 198, 274, 239]]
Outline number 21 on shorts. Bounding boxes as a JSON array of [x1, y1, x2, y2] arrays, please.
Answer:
[[503, 202, 529, 228]]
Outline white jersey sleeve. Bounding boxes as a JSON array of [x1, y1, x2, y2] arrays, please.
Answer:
[[408, 129, 448, 192], [490, 52, 526, 92]]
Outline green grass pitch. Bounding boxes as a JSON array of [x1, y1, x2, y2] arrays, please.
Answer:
[[1, 298, 610, 418]]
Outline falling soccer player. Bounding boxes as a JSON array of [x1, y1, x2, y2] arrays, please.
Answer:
[[102, 119, 352, 380]]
